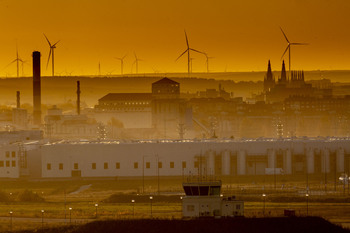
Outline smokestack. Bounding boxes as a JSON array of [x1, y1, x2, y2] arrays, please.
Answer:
[[16, 91, 20, 108], [77, 80, 81, 115], [33, 51, 41, 126]]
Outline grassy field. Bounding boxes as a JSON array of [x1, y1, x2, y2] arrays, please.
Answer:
[[1, 176, 350, 231], [7, 218, 350, 233]]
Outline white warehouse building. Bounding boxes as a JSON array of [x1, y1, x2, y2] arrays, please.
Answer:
[[39, 138, 350, 179], [1, 138, 349, 179]]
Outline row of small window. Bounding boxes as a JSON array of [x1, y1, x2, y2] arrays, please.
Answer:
[[134, 161, 187, 169], [104, 102, 150, 106], [4, 151, 16, 158], [46, 161, 188, 170], [0, 160, 16, 167]]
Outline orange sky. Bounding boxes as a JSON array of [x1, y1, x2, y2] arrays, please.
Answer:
[[0, 0, 349, 76]]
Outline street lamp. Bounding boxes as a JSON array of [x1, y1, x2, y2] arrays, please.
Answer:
[[149, 196, 153, 218], [95, 203, 99, 218], [131, 200, 135, 217], [305, 193, 309, 216], [69, 207, 72, 224], [41, 210, 44, 229], [262, 194, 266, 216], [9, 211, 13, 231]]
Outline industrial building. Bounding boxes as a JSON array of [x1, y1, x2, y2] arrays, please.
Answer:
[[1, 137, 348, 179]]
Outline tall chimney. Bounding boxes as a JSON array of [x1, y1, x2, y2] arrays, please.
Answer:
[[16, 91, 20, 108], [33, 51, 41, 126], [77, 80, 81, 115]]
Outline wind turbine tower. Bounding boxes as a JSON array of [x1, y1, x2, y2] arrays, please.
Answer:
[[6, 46, 24, 78], [44, 34, 60, 77], [176, 30, 205, 74], [280, 27, 308, 75], [115, 54, 127, 75], [133, 53, 142, 74], [204, 53, 214, 73]]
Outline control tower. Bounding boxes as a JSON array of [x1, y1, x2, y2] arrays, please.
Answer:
[[182, 180, 244, 218]]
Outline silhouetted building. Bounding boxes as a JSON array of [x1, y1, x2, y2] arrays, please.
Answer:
[[198, 84, 232, 100], [263, 60, 275, 92], [152, 78, 180, 99], [261, 60, 321, 103], [12, 91, 28, 128], [94, 93, 153, 130], [278, 60, 288, 85]]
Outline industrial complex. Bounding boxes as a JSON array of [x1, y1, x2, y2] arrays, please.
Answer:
[[0, 51, 349, 181]]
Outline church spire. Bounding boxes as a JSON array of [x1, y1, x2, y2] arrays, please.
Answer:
[[280, 60, 287, 84], [266, 60, 273, 81], [264, 60, 275, 92]]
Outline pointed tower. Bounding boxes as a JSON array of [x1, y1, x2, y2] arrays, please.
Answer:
[[264, 60, 275, 92], [278, 60, 288, 85]]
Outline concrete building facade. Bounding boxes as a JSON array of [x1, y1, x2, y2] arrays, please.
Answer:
[[39, 138, 350, 179]]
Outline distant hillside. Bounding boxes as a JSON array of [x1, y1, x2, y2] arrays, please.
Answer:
[[0, 76, 262, 107], [0, 70, 349, 107]]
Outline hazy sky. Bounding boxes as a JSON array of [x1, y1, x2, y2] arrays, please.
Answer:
[[0, 0, 349, 76]]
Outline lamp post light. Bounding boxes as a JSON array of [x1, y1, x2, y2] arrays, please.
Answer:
[[143, 156, 145, 194], [262, 194, 266, 216], [9, 211, 13, 231], [41, 210, 44, 229], [131, 200, 135, 217], [305, 193, 309, 216], [69, 207, 72, 224], [95, 203, 99, 218], [149, 196, 153, 218]]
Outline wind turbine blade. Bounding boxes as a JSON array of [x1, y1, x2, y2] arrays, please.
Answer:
[[114, 57, 121, 61], [184, 30, 189, 48], [175, 49, 188, 61], [281, 45, 289, 60], [46, 49, 52, 70], [279, 27, 290, 43], [4, 59, 17, 69], [291, 43, 309, 45], [43, 34, 52, 46], [122, 54, 127, 60], [53, 40, 60, 46], [190, 48, 205, 55]]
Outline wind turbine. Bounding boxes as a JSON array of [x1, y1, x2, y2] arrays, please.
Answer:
[[115, 54, 127, 75], [280, 27, 308, 74], [204, 53, 214, 73], [190, 58, 195, 73], [133, 52, 142, 74], [44, 34, 60, 77], [6, 46, 24, 78], [176, 30, 205, 74]]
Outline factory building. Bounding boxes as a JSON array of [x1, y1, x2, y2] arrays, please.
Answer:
[[0, 137, 348, 179], [94, 78, 192, 139], [36, 138, 349, 178]]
